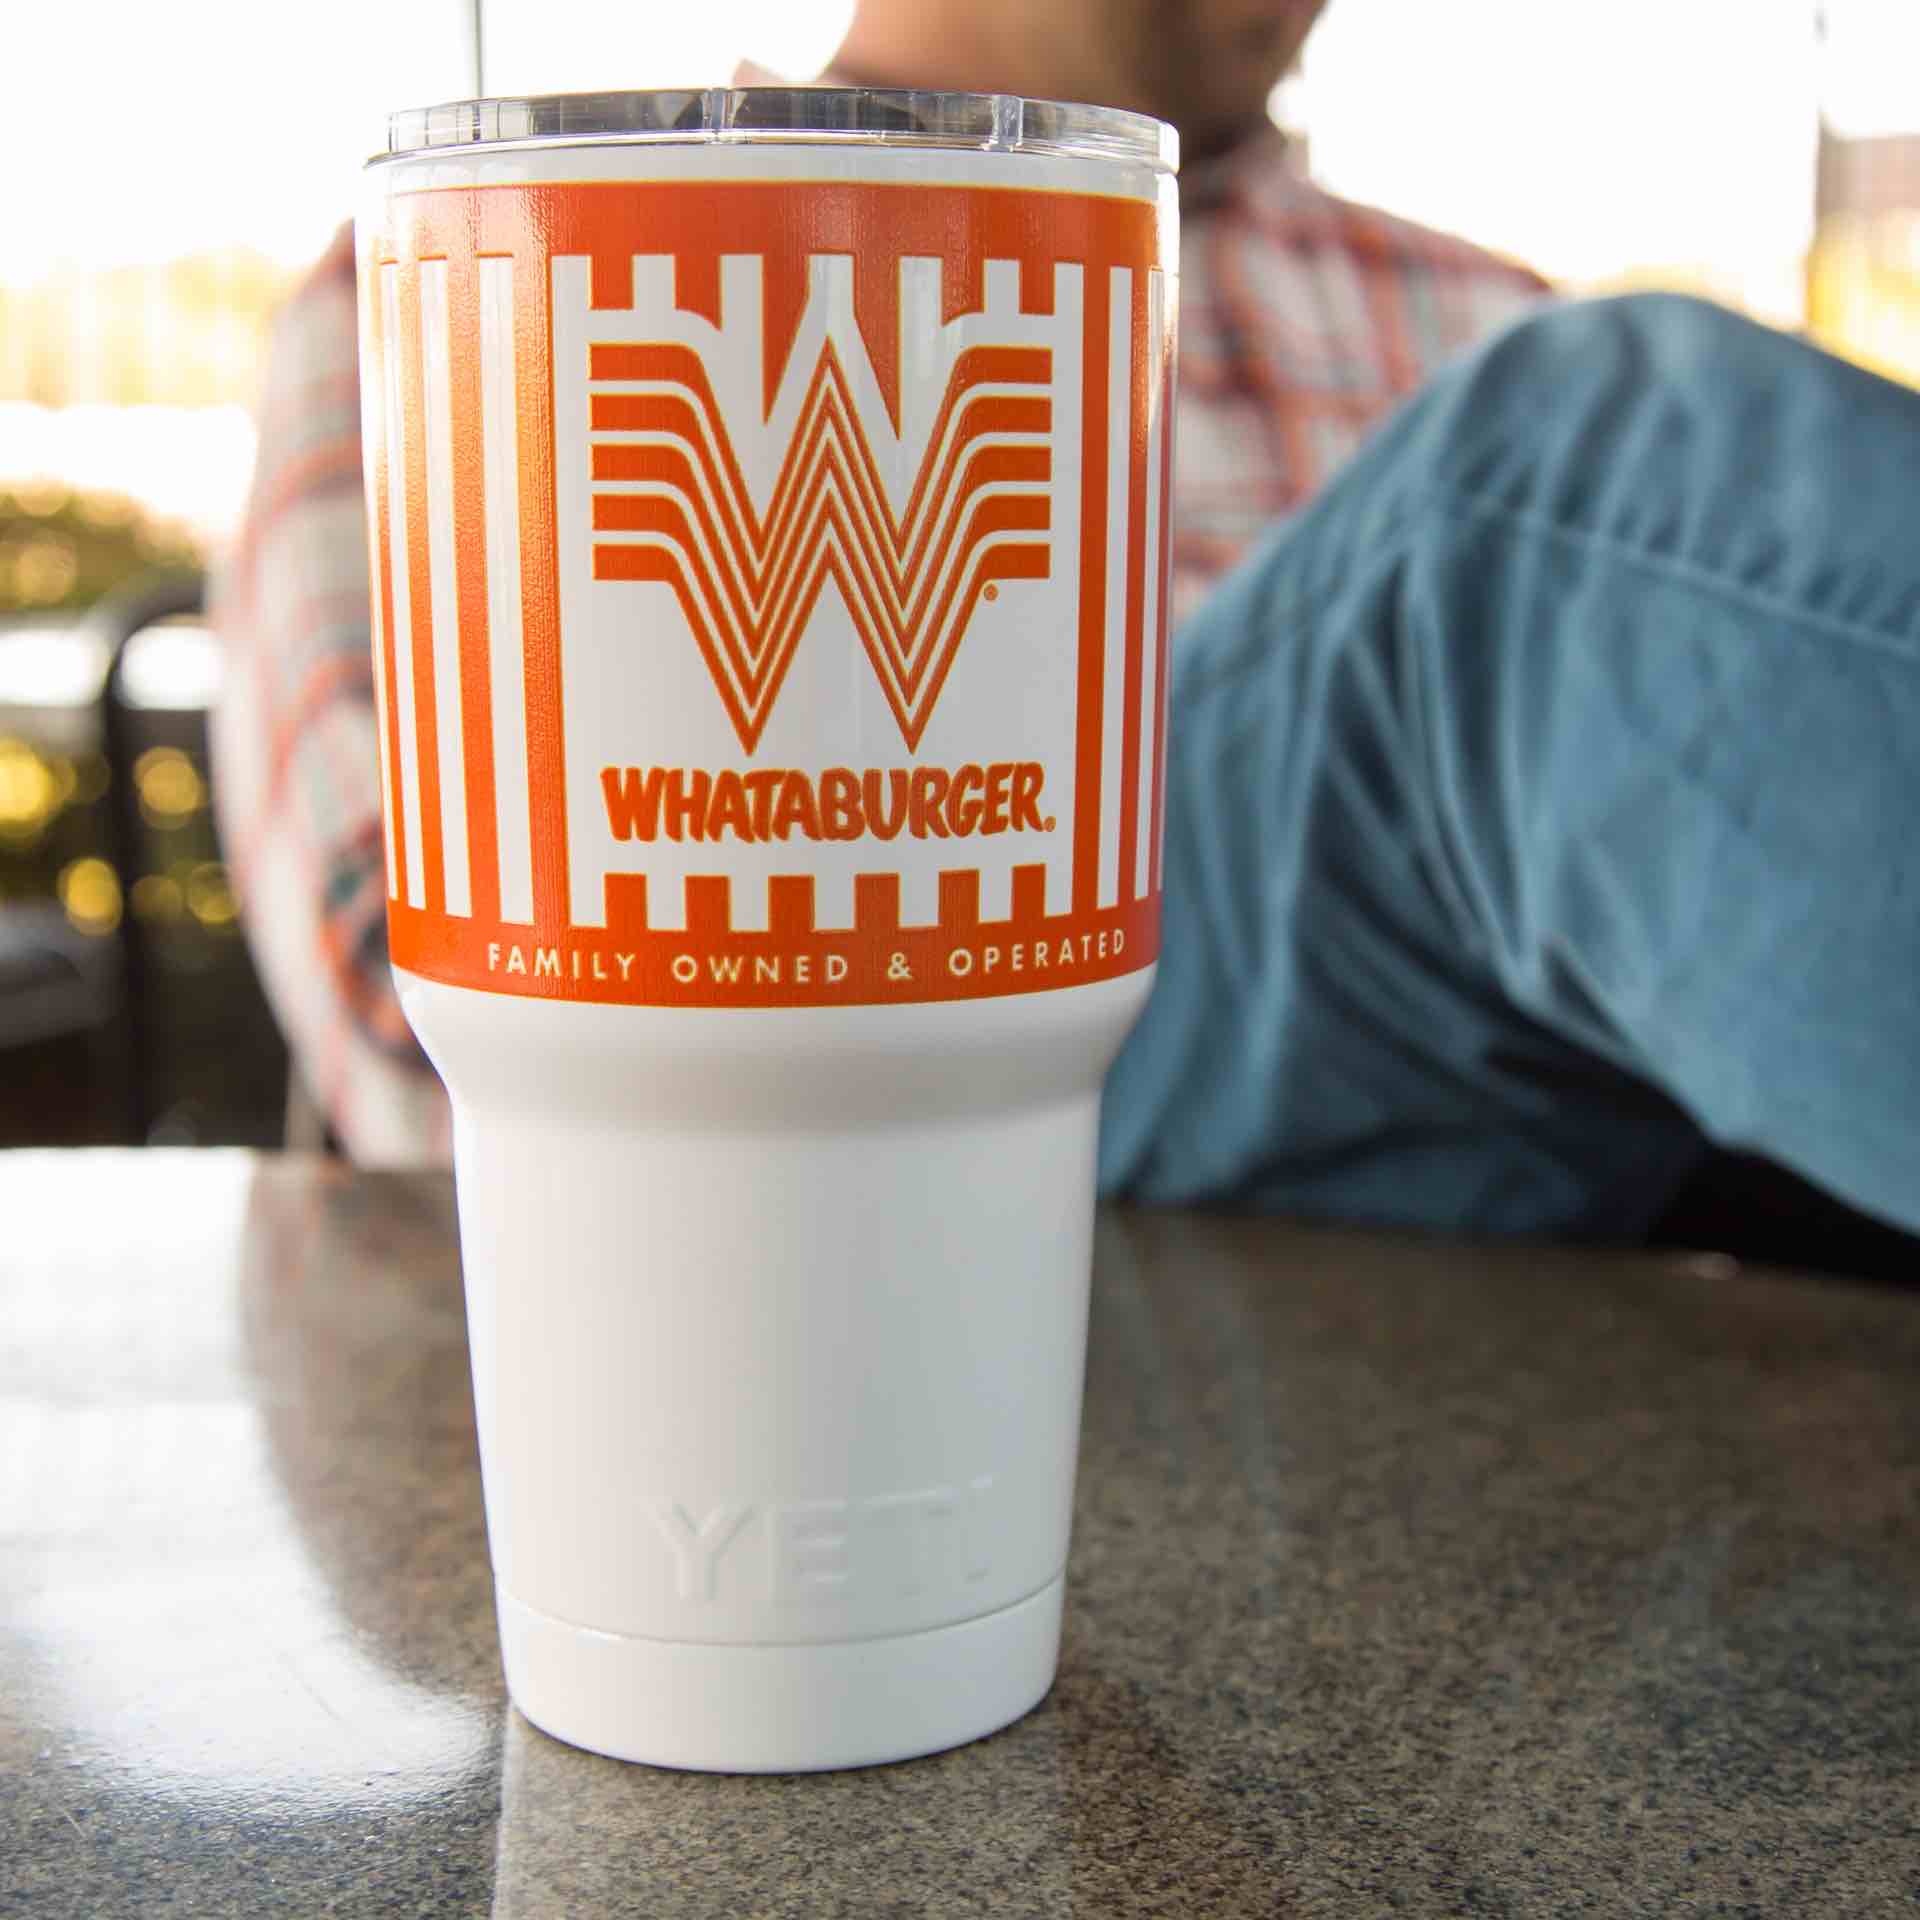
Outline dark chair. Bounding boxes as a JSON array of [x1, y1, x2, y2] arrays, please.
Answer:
[[71, 572, 296, 1148], [92, 571, 207, 1141], [0, 901, 116, 1053]]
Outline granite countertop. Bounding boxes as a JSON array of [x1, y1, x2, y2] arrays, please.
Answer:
[[3, 1150, 1918, 1915]]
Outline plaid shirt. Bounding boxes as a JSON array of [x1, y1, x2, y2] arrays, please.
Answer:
[[210, 127, 1547, 1164]]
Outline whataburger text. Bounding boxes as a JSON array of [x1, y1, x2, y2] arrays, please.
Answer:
[[601, 762, 1053, 845]]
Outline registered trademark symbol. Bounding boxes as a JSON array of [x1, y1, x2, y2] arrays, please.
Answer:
[[983, 584, 999, 601], [1043, 815, 1056, 832]]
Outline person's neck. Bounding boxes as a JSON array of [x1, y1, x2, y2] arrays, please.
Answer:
[[1182, 113, 1281, 171], [827, 7, 1049, 99], [824, 18, 1270, 179]]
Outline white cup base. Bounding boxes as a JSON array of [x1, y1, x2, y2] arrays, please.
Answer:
[[498, 1576, 1065, 1773]]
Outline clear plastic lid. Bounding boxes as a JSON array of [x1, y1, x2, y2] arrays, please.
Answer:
[[380, 88, 1177, 175]]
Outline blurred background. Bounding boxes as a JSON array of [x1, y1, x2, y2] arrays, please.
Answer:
[[3, 0, 1917, 1151]]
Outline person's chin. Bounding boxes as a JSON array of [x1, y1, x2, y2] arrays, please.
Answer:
[[1171, 105, 1268, 162]]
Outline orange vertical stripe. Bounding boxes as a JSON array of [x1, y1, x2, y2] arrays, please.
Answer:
[[1115, 277, 1148, 904], [855, 872, 901, 932], [1149, 328, 1176, 899], [939, 869, 981, 927], [685, 875, 731, 934], [516, 249, 571, 932], [366, 255, 409, 908], [605, 872, 649, 936], [398, 261, 446, 916], [1072, 265, 1109, 916], [768, 875, 816, 937], [1010, 863, 1048, 926]]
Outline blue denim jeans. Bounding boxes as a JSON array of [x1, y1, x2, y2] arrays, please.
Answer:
[[1100, 294, 1920, 1240]]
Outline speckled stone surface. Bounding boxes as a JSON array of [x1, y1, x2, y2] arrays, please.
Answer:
[[4, 1151, 1918, 1916]]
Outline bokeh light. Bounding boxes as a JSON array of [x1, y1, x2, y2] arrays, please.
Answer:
[[59, 857, 123, 937], [134, 748, 207, 828], [0, 739, 59, 846], [3, 532, 81, 607], [184, 862, 239, 932], [131, 873, 187, 924]]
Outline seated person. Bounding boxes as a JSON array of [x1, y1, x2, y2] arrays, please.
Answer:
[[219, 4, 1920, 1268], [211, 0, 1545, 1165]]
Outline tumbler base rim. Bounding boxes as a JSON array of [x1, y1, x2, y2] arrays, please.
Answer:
[[498, 1576, 1064, 1773]]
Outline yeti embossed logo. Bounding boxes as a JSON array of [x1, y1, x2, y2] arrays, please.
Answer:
[[646, 1478, 998, 1608], [362, 177, 1173, 1008]]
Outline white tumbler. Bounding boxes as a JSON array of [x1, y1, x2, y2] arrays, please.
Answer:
[[357, 86, 1178, 1771]]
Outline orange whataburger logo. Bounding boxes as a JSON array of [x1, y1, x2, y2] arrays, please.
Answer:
[[588, 339, 1052, 752], [566, 250, 1058, 754]]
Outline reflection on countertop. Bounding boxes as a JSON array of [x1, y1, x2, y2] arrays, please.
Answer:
[[4, 1151, 1919, 1915]]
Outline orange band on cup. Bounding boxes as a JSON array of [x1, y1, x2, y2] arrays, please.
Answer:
[[361, 179, 1173, 1008]]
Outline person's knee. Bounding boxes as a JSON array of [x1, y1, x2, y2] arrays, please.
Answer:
[[1533, 290, 1788, 392], [1472, 290, 1766, 387], [1525, 288, 1741, 348], [1400, 289, 1807, 520]]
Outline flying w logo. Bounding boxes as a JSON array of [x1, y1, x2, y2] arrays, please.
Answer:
[[576, 255, 1061, 753]]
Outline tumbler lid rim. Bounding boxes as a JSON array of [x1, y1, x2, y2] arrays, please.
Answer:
[[378, 87, 1178, 174]]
